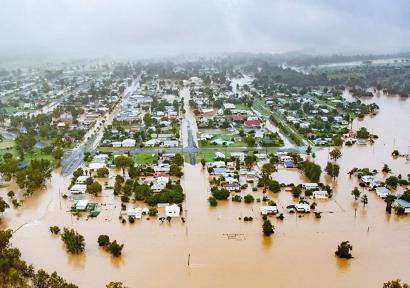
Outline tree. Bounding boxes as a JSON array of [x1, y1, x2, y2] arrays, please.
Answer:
[[329, 148, 342, 162], [96, 167, 109, 178], [385, 176, 399, 188], [98, 235, 110, 247], [87, 181, 102, 196], [143, 113, 153, 126], [52, 147, 64, 161], [385, 195, 397, 214], [351, 187, 361, 200], [15, 133, 36, 158], [61, 228, 85, 254], [244, 194, 255, 203], [107, 282, 128, 288], [382, 164, 391, 173], [172, 154, 184, 166], [325, 162, 340, 179], [356, 127, 370, 139], [148, 207, 158, 216], [208, 196, 217, 206], [361, 194, 368, 208], [114, 155, 134, 175], [262, 163, 276, 175], [383, 280, 410, 288], [49, 226, 60, 235], [200, 159, 206, 168], [107, 240, 124, 257], [335, 241, 353, 259], [262, 219, 274, 236], [244, 155, 256, 169], [300, 161, 321, 183], [0, 196, 10, 215]]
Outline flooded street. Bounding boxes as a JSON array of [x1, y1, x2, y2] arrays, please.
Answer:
[[1, 92, 410, 287]]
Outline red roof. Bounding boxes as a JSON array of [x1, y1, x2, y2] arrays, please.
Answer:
[[155, 172, 169, 177], [244, 120, 261, 127]]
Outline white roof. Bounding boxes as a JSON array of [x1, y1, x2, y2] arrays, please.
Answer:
[[165, 204, 180, 217], [89, 162, 106, 169], [127, 208, 142, 219], [76, 199, 88, 210], [76, 175, 88, 184], [70, 184, 87, 194], [260, 206, 278, 215]]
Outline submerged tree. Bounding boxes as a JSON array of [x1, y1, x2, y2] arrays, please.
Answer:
[[383, 280, 410, 288], [61, 228, 85, 254], [335, 241, 353, 259], [106, 282, 128, 288], [351, 187, 361, 200], [329, 148, 342, 162], [361, 194, 368, 208], [262, 219, 274, 236]]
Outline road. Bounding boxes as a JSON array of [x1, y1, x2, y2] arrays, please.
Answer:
[[61, 77, 141, 176]]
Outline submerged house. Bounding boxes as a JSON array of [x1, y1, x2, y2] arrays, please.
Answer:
[[165, 204, 181, 218], [393, 199, 410, 214]]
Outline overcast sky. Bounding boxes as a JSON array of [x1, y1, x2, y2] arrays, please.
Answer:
[[1, 0, 409, 60]]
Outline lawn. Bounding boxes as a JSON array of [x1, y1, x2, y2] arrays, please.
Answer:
[[134, 153, 158, 165], [0, 147, 57, 167], [0, 139, 15, 150]]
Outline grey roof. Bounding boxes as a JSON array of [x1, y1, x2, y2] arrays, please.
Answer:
[[396, 199, 410, 208]]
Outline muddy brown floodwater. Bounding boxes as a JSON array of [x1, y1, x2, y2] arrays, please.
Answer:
[[1, 91, 410, 287]]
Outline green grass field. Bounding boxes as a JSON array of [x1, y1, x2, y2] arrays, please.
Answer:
[[134, 153, 158, 165]]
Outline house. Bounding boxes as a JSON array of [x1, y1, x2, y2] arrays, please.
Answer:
[[223, 103, 236, 110], [165, 204, 181, 217], [112, 141, 122, 148], [154, 163, 170, 173], [162, 140, 179, 148], [224, 182, 241, 191], [283, 160, 295, 168], [260, 206, 278, 215], [244, 119, 262, 128], [393, 199, 410, 214], [212, 167, 227, 175], [375, 187, 391, 198], [76, 199, 88, 210], [70, 184, 87, 194], [215, 152, 225, 159], [122, 138, 136, 147], [76, 176, 89, 184], [295, 203, 311, 213], [231, 152, 245, 161], [127, 208, 142, 219], [311, 190, 329, 199], [301, 183, 318, 190]]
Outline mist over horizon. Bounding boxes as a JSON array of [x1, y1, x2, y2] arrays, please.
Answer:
[[1, 0, 410, 62]]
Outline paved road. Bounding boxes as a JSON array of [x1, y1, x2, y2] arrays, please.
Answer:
[[61, 77, 141, 176]]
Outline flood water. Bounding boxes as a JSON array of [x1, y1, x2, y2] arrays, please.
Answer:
[[1, 91, 410, 287]]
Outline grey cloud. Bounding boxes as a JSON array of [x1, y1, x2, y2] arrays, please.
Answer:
[[0, 0, 409, 60]]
